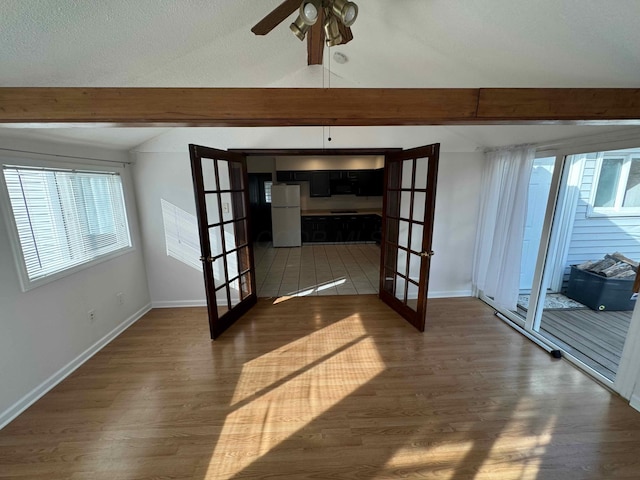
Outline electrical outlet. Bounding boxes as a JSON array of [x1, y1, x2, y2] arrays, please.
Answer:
[[117, 292, 124, 305], [88, 309, 96, 322]]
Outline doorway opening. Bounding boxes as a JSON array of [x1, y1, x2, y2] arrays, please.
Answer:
[[240, 150, 392, 301], [192, 145, 439, 338]]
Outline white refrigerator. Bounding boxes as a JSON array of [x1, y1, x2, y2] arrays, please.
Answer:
[[271, 184, 301, 247]]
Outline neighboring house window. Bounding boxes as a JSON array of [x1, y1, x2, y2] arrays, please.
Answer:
[[592, 154, 640, 215], [1, 165, 132, 290]]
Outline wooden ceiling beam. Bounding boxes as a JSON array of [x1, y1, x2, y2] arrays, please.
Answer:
[[477, 88, 640, 122], [0, 88, 639, 127]]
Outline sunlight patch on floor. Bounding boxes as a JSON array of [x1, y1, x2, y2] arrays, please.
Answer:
[[206, 314, 386, 479], [272, 278, 347, 304], [230, 313, 369, 406], [380, 442, 476, 479], [480, 399, 558, 480]]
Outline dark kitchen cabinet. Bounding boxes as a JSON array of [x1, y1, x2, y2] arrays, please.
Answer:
[[361, 214, 382, 243], [355, 170, 374, 196], [302, 216, 330, 242], [331, 215, 363, 242], [374, 168, 384, 196], [355, 169, 384, 196], [310, 171, 331, 197], [276, 170, 311, 182], [293, 171, 311, 181], [302, 214, 382, 244], [276, 170, 294, 182]]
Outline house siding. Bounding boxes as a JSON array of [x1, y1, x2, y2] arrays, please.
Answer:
[[562, 153, 640, 290]]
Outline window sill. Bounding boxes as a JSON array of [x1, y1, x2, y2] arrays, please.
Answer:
[[18, 245, 135, 293]]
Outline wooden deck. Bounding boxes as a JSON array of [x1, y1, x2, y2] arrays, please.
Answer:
[[2, 297, 640, 479], [539, 308, 632, 380]]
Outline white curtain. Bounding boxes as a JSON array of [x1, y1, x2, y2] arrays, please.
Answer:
[[472, 145, 536, 310]]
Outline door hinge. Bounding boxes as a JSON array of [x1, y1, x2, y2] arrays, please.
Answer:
[[420, 250, 435, 258], [200, 256, 214, 263]]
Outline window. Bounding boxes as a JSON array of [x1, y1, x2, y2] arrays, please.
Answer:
[[264, 181, 273, 203], [2, 165, 132, 289], [592, 153, 640, 215]]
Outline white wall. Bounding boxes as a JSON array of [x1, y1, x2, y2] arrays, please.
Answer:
[[133, 152, 207, 307], [430, 152, 484, 297], [132, 146, 484, 305], [0, 137, 151, 428]]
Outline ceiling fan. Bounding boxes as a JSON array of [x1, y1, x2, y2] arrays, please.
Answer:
[[251, 0, 358, 66]]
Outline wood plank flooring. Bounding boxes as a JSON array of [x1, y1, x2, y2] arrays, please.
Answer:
[[2, 296, 640, 479], [540, 309, 632, 380]]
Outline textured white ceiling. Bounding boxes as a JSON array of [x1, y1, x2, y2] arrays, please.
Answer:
[[1, 0, 639, 149], [2, 0, 639, 88]]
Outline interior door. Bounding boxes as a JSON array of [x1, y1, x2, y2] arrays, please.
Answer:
[[189, 144, 257, 339], [379, 144, 440, 331]]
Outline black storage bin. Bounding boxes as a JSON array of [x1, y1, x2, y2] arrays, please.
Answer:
[[566, 265, 636, 311]]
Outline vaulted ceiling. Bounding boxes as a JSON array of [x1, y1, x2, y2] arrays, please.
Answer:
[[1, 0, 639, 149]]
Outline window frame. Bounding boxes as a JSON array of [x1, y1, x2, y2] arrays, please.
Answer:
[[589, 152, 640, 217], [0, 155, 135, 292]]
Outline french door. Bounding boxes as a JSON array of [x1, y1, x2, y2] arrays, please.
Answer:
[[189, 144, 257, 339], [380, 144, 440, 331]]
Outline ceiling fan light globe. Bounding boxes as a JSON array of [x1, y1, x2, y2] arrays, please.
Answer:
[[304, 4, 318, 21], [344, 5, 357, 24], [332, 0, 358, 27], [300, 0, 321, 25], [290, 16, 309, 41]]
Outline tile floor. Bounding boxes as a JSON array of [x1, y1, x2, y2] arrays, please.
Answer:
[[254, 243, 381, 298]]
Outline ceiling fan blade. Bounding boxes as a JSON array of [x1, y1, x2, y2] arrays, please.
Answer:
[[307, 8, 325, 65], [337, 23, 354, 45], [251, 0, 300, 36]]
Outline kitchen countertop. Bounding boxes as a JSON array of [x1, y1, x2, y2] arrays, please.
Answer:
[[301, 209, 382, 217]]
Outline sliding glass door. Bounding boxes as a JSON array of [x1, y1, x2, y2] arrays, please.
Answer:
[[507, 147, 640, 384], [532, 149, 640, 381]]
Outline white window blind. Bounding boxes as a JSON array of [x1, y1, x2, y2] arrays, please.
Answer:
[[2, 165, 131, 285]]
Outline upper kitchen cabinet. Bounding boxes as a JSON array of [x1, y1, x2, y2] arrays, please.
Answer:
[[276, 170, 311, 182], [310, 171, 331, 197], [355, 168, 384, 196]]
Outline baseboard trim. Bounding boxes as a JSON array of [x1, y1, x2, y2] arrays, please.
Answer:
[[151, 300, 207, 308], [0, 302, 152, 430], [631, 394, 640, 413], [151, 293, 473, 308], [428, 290, 473, 299]]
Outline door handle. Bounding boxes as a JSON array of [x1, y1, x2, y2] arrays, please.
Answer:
[[420, 251, 434, 258]]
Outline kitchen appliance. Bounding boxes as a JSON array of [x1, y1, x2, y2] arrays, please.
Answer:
[[271, 184, 302, 247]]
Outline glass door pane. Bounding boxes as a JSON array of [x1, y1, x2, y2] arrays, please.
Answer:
[[513, 157, 556, 321]]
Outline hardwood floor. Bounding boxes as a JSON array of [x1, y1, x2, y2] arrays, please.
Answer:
[[1, 296, 640, 479]]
